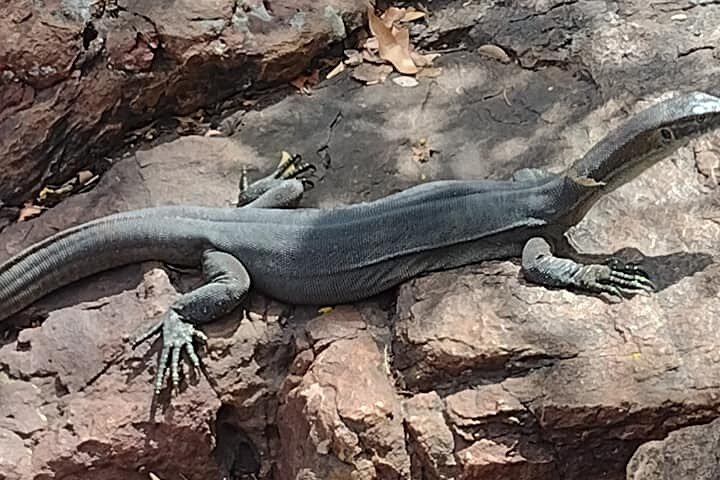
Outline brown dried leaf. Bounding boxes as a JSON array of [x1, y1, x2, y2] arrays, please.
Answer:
[[364, 36, 379, 50], [362, 48, 385, 64], [416, 66, 442, 78], [77, 170, 94, 184], [477, 44, 511, 63], [17, 202, 43, 222], [401, 10, 426, 22], [290, 69, 320, 94], [367, 5, 418, 75], [344, 49, 364, 66], [381, 6, 406, 27], [351, 63, 393, 85], [410, 51, 439, 67]]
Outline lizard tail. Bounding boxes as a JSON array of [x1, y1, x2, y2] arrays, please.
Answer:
[[0, 214, 209, 323]]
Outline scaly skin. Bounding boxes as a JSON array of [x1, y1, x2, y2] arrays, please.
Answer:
[[2, 91, 720, 394]]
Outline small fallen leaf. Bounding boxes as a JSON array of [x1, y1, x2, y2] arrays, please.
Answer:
[[362, 48, 385, 64], [290, 69, 320, 94], [77, 170, 94, 185], [401, 10, 426, 22], [17, 202, 43, 222], [410, 51, 439, 67], [477, 44, 512, 64], [326, 61, 346, 79], [393, 76, 419, 87], [351, 63, 393, 85], [367, 5, 418, 75], [318, 306, 334, 314], [344, 49, 363, 66], [416, 66, 442, 78], [381, 6, 406, 27], [364, 36, 379, 50]]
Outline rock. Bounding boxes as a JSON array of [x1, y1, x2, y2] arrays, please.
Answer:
[[626, 418, 720, 480], [403, 392, 457, 479], [277, 307, 410, 479], [0, 267, 222, 479], [0, 0, 366, 206], [3, 0, 720, 478], [0, 428, 32, 480]]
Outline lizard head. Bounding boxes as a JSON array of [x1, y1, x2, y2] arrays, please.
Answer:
[[569, 91, 720, 187], [650, 91, 720, 147], [561, 91, 720, 225]]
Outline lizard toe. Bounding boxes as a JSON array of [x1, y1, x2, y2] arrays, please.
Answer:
[[152, 310, 206, 395]]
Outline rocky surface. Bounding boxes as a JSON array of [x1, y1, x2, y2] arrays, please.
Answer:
[[626, 418, 720, 480], [3, 0, 720, 479], [0, 0, 365, 207]]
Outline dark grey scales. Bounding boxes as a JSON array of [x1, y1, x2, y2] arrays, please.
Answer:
[[2, 92, 720, 394]]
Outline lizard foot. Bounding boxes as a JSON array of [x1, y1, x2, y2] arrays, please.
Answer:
[[273, 151, 316, 185], [574, 260, 655, 298], [132, 310, 208, 394]]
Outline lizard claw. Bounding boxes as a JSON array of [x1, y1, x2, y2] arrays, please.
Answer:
[[154, 310, 207, 394], [575, 261, 655, 298], [130, 310, 207, 395], [274, 152, 316, 181]]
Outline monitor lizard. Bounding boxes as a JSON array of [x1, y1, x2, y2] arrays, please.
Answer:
[[2, 91, 720, 394]]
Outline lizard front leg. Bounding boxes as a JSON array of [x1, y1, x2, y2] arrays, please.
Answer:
[[133, 250, 250, 394], [521, 237, 655, 297]]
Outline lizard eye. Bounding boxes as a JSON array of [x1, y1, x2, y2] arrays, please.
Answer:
[[660, 128, 674, 141]]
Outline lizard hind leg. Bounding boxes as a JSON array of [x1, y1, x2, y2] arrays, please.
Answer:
[[132, 249, 251, 394], [237, 152, 316, 207]]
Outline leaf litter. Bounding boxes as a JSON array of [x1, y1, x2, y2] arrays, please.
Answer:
[[326, 4, 441, 87]]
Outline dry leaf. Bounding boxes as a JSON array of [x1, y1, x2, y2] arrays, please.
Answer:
[[362, 48, 385, 64], [290, 69, 320, 94], [18, 202, 43, 222], [410, 51, 439, 67], [326, 61, 346, 79], [477, 44, 511, 63], [344, 49, 364, 66], [367, 5, 418, 75], [318, 306, 334, 314], [401, 10, 426, 22], [77, 170, 94, 184], [416, 67, 442, 78], [381, 6, 406, 27], [351, 63, 393, 85], [364, 37, 379, 50], [393, 76, 419, 87]]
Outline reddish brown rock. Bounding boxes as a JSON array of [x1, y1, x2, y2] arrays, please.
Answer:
[[626, 418, 720, 480], [0, 267, 222, 480], [3, 1, 720, 478], [403, 392, 457, 479], [0, 0, 365, 205], [0, 427, 31, 480], [277, 308, 410, 479]]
